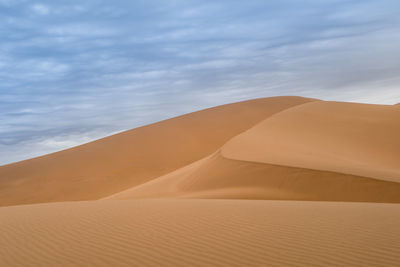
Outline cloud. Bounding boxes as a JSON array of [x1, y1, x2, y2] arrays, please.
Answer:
[[31, 3, 50, 15], [1, 0, 400, 165]]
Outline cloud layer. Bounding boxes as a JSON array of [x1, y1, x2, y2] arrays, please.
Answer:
[[1, 0, 400, 165]]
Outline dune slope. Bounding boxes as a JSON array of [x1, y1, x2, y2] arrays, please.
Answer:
[[0, 96, 315, 206], [1, 200, 400, 267]]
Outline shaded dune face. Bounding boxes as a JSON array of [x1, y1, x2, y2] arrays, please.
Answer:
[[0, 96, 316, 206]]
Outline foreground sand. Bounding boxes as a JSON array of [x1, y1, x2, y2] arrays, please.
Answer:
[[1, 96, 400, 266], [1, 200, 400, 266]]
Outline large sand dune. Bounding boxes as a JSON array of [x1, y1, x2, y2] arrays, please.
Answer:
[[108, 100, 400, 202], [1, 96, 400, 266]]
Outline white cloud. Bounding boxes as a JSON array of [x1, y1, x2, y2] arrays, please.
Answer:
[[31, 3, 50, 15]]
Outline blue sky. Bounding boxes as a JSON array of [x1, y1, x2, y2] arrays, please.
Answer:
[[1, 0, 400, 165]]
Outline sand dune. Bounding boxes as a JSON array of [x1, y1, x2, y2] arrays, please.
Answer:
[[0, 96, 315, 206], [108, 100, 400, 202], [1, 96, 400, 266], [1, 200, 400, 267]]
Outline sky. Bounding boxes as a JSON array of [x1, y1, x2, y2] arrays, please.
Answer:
[[1, 0, 400, 165]]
